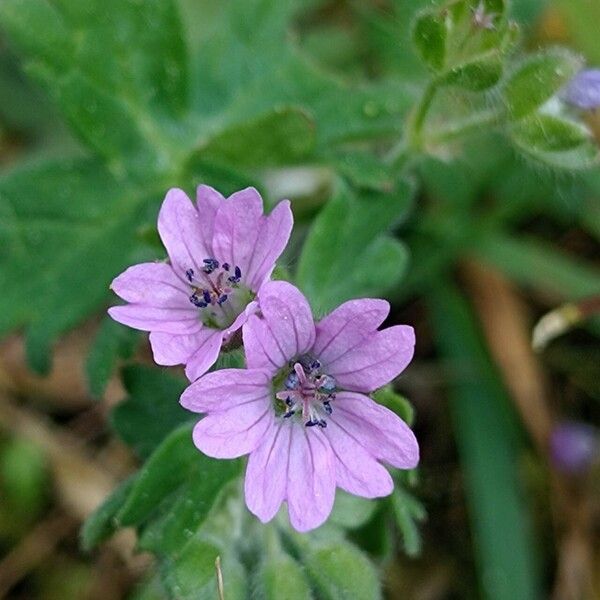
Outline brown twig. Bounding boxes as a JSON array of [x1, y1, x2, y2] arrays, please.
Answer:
[[0, 510, 77, 598], [461, 260, 598, 600], [460, 259, 554, 452]]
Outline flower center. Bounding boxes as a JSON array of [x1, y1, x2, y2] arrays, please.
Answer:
[[185, 258, 250, 329], [275, 354, 337, 428]]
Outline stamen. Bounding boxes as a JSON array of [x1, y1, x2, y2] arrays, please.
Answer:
[[203, 258, 219, 274], [185, 258, 243, 311], [276, 361, 336, 427]]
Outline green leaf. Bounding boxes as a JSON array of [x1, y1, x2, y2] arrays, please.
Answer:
[[0, 158, 160, 374], [390, 486, 426, 557], [80, 476, 136, 551], [304, 542, 382, 600], [442, 53, 504, 91], [111, 366, 189, 459], [160, 538, 246, 600], [509, 113, 599, 170], [429, 283, 540, 600], [296, 180, 413, 314], [412, 9, 447, 72], [372, 386, 415, 426], [194, 107, 316, 169], [329, 491, 378, 530], [472, 231, 600, 300], [86, 318, 139, 398], [115, 423, 241, 555], [502, 50, 582, 120], [255, 554, 312, 600], [0, 0, 188, 173], [0, 438, 48, 519]]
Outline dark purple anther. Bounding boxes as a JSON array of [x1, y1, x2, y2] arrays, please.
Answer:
[[185, 268, 194, 282], [550, 421, 599, 474], [203, 257, 219, 274], [202, 290, 211, 304], [564, 69, 600, 110], [217, 294, 228, 305]]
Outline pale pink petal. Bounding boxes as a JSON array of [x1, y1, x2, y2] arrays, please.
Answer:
[[157, 188, 209, 277], [192, 395, 273, 458], [149, 329, 223, 381], [212, 187, 264, 282], [107, 305, 200, 334], [243, 200, 293, 290], [313, 299, 390, 365], [245, 422, 291, 523], [334, 392, 419, 469], [326, 325, 415, 392], [196, 184, 224, 250], [243, 281, 315, 372], [110, 262, 189, 307], [327, 419, 394, 498], [286, 425, 336, 532], [180, 368, 271, 413]]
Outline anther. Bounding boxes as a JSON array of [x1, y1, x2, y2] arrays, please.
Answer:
[[185, 268, 194, 282], [222, 262, 230, 271], [203, 258, 219, 274], [284, 373, 299, 390], [202, 290, 211, 304], [217, 294, 228, 305]]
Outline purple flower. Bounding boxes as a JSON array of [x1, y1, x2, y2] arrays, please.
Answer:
[[550, 421, 599, 474], [180, 281, 419, 532], [563, 69, 600, 110], [108, 186, 293, 381]]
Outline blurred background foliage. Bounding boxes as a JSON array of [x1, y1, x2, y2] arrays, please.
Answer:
[[0, 0, 598, 598]]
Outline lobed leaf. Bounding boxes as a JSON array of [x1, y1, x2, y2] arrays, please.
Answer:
[[296, 180, 413, 314]]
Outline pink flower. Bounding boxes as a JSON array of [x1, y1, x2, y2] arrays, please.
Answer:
[[180, 281, 419, 532], [108, 186, 293, 381]]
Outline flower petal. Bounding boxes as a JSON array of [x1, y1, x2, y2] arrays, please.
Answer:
[[110, 262, 189, 307], [243, 200, 293, 289], [212, 187, 264, 283], [245, 422, 291, 524], [327, 419, 393, 498], [286, 425, 336, 532], [334, 392, 419, 469], [192, 396, 273, 458], [196, 184, 224, 250], [180, 368, 272, 413], [326, 325, 415, 392], [108, 305, 200, 334], [313, 298, 390, 365], [157, 188, 209, 277], [243, 281, 315, 372], [149, 329, 224, 381]]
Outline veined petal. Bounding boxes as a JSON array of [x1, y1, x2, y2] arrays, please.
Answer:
[[180, 368, 272, 413], [334, 392, 419, 469], [110, 263, 189, 307], [286, 425, 336, 532], [313, 298, 390, 365], [244, 281, 315, 372], [245, 422, 291, 524], [327, 325, 415, 392], [243, 200, 293, 290], [192, 397, 273, 459], [212, 187, 264, 283], [327, 419, 394, 498], [196, 184, 225, 251], [158, 188, 209, 277], [149, 329, 223, 381], [108, 305, 200, 334]]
